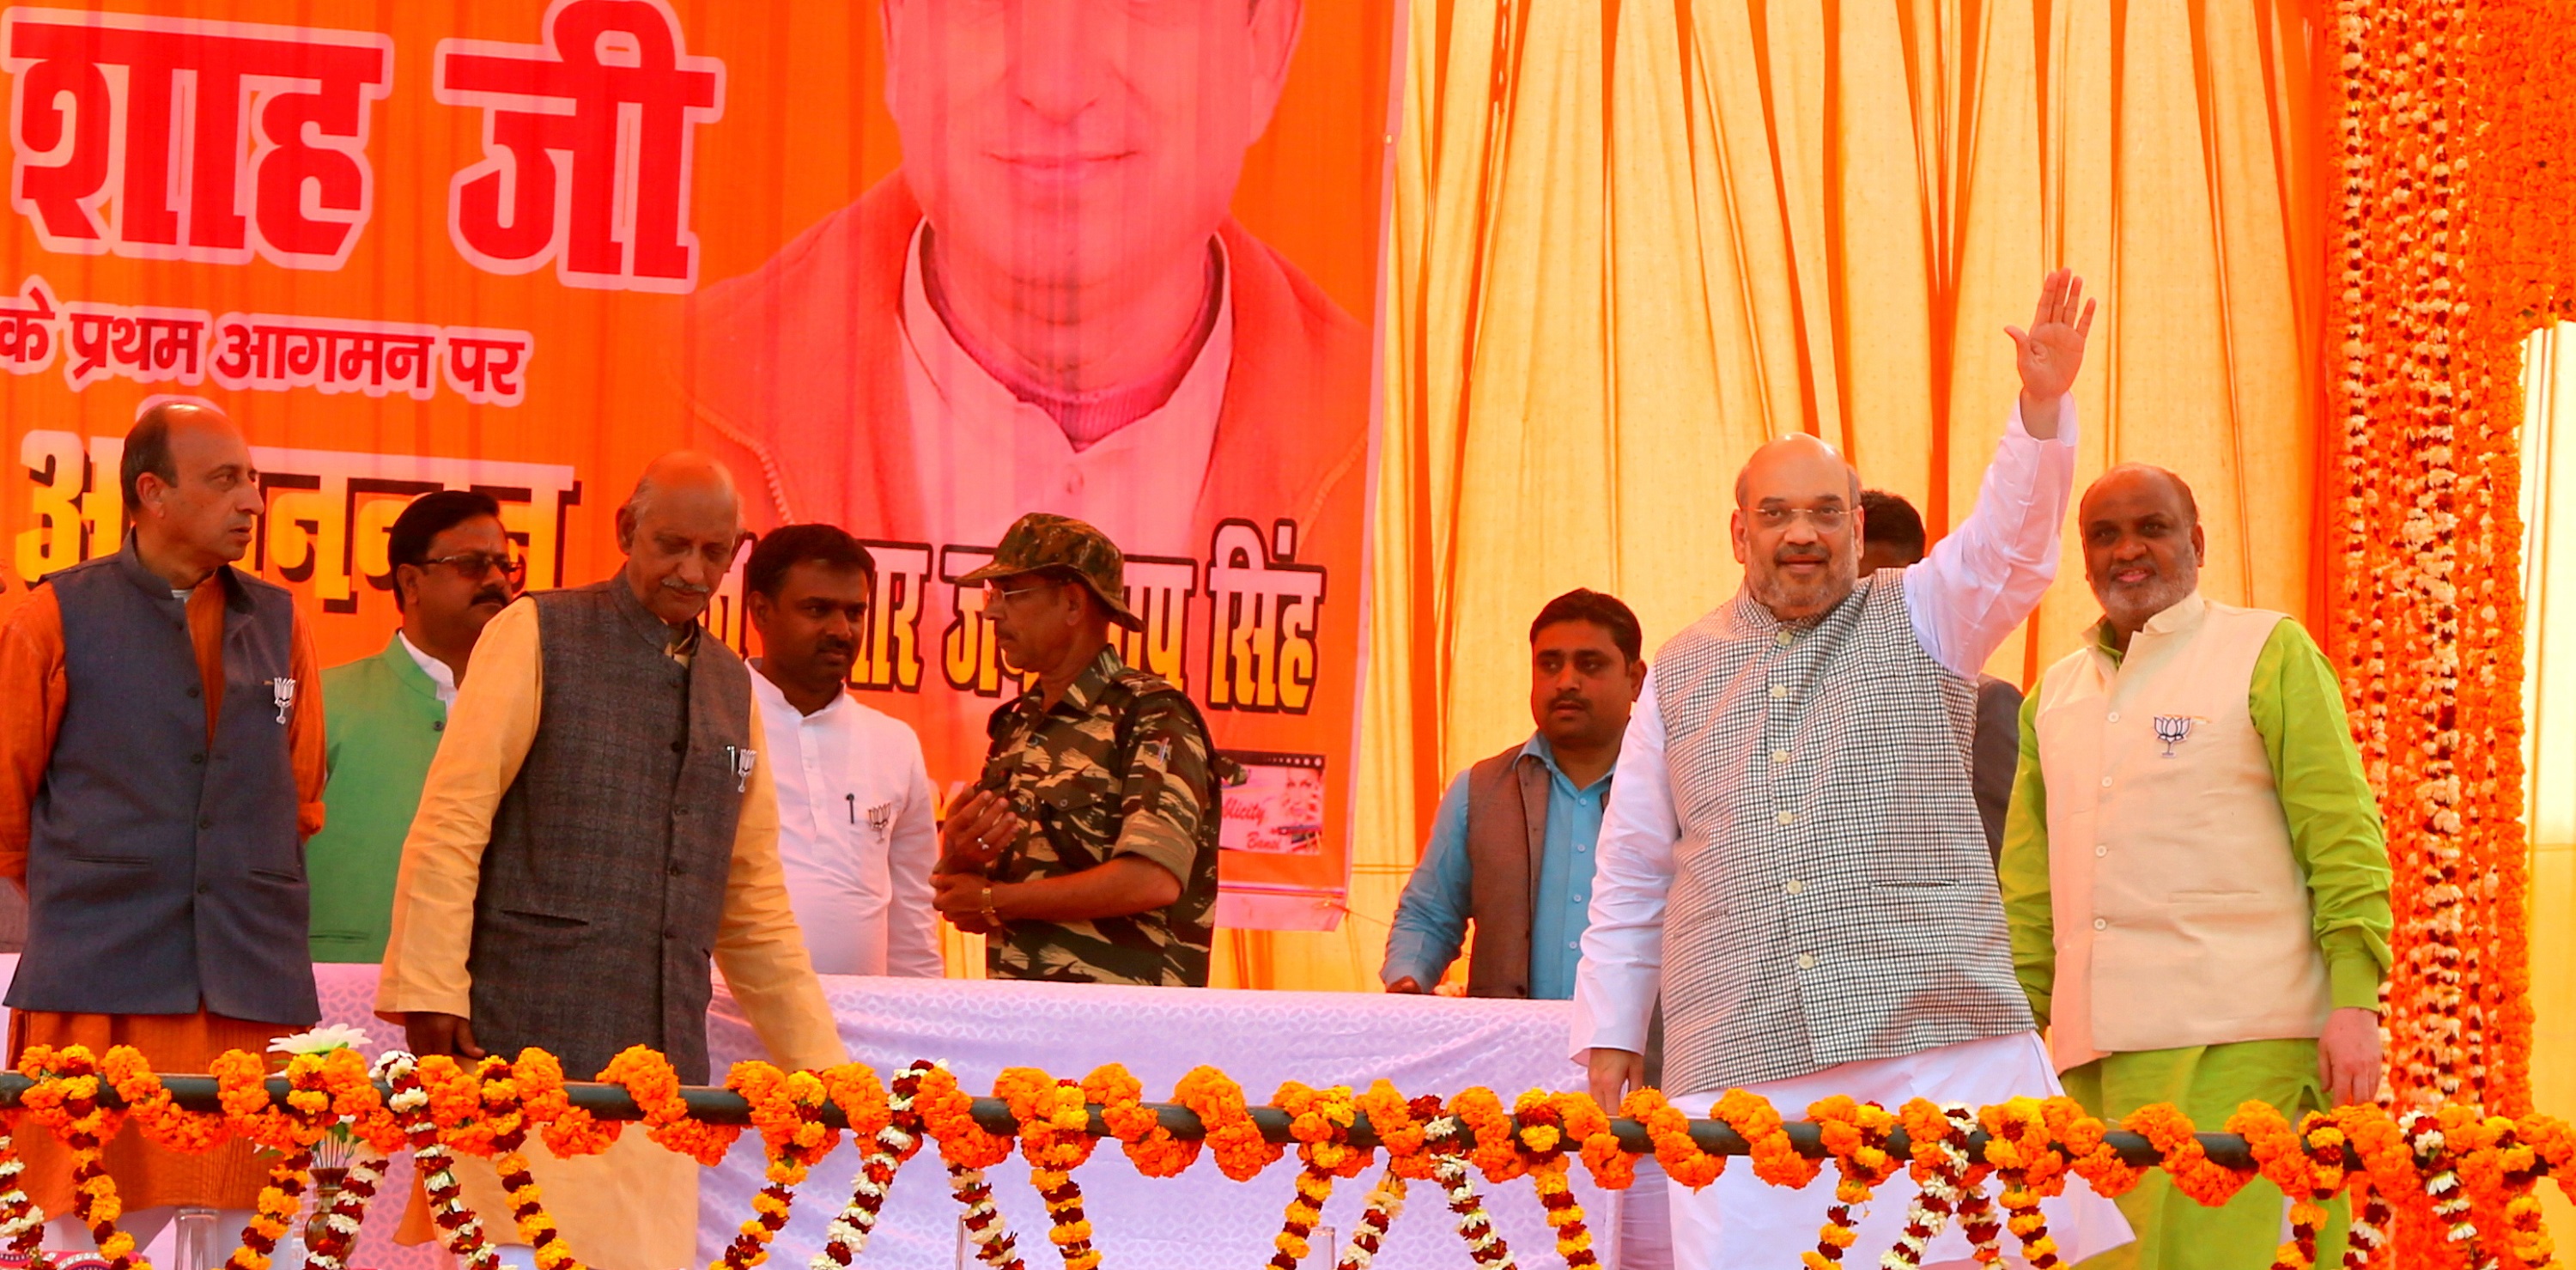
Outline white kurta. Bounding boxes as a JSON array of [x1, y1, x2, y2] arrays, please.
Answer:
[[1570, 399, 2132, 1268], [750, 671, 944, 977]]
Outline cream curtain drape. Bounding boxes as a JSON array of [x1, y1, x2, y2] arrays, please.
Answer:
[[2518, 323, 2575, 1235], [1223, 0, 2333, 991]]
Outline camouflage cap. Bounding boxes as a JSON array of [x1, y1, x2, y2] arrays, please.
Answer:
[[958, 513, 1143, 630]]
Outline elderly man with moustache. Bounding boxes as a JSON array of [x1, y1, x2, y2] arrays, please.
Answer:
[[0, 401, 328, 1256], [743, 524, 943, 978], [376, 453, 845, 1270], [1571, 271, 2133, 1270], [307, 490, 526, 962], [2000, 465, 2391, 1270]]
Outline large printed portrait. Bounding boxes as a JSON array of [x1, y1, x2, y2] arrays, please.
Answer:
[[675, 0, 1391, 928]]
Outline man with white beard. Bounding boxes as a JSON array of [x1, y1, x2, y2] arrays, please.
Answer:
[[1571, 270, 2134, 1269]]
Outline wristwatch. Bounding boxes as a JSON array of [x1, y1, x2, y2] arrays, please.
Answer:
[[978, 884, 1005, 930]]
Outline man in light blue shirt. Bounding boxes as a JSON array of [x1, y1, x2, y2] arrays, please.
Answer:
[[1382, 589, 1645, 1000]]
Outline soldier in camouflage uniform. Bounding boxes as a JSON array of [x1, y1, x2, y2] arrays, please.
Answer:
[[933, 514, 1228, 986]]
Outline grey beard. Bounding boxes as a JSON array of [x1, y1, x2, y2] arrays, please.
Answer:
[[1748, 560, 1857, 619]]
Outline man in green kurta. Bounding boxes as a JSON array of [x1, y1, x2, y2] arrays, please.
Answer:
[[306, 491, 524, 961], [2001, 465, 2392, 1270]]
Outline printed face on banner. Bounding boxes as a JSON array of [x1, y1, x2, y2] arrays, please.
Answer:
[[883, 0, 1299, 314], [0, 0, 1390, 937]]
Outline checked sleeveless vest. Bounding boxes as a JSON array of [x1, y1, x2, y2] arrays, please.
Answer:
[[1651, 573, 2032, 1094]]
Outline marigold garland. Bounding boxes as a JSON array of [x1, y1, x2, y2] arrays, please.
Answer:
[[810, 1062, 921, 1270], [17, 1044, 2574, 1270], [1082, 1065, 1194, 1178], [1332, 1169, 1405, 1270], [0, 1110, 53, 1270], [385, 1054, 503, 1270], [717, 1061, 836, 1270], [996, 1068, 1099, 1270], [21, 1045, 137, 1270], [598, 1047, 740, 1166], [1171, 1066, 1279, 1182], [1806, 1095, 1902, 1270], [1619, 1089, 1723, 1190]]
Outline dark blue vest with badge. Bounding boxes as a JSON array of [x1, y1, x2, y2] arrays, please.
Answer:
[[9, 539, 318, 1025]]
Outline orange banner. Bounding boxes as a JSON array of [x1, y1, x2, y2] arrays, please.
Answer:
[[0, 0, 1396, 931]]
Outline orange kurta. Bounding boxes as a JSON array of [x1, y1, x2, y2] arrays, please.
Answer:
[[0, 574, 328, 1213]]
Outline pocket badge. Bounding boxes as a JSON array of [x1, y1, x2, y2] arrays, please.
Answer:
[[2152, 714, 2196, 758]]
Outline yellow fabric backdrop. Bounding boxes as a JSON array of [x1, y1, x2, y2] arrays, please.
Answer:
[[1215, 0, 2333, 992]]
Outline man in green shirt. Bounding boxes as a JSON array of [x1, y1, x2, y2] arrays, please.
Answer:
[[306, 490, 524, 961], [2001, 464, 2392, 1269]]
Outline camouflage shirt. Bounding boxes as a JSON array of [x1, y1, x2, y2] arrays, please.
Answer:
[[977, 647, 1219, 986]]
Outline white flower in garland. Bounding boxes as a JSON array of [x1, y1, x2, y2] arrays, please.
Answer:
[[268, 1026, 374, 1056]]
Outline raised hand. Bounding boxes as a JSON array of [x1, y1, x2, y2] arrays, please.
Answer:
[[2005, 268, 2097, 437]]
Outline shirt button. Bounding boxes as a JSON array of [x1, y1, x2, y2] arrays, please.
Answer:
[[1769, 684, 1789, 699], [1062, 469, 1085, 495], [186, 684, 201, 698], [197, 817, 214, 829], [196, 883, 211, 896], [2100, 776, 2114, 788], [2093, 918, 2108, 931], [2095, 845, 2108, 857], [2107, 711, 2121, 723], [1566, 941, 1579, 951], [664, 927, 679, 940], [1771, 749, 1790, 763], [1776, 811, 1795, 826], [1775, 630, 1793, 647], [189, 753, 205, 766], [668, 862, 686, 876], [433, 720, 445, 732], [670, 740, 685, 754], [1796, 953, 1817, 970], [1574, 842, 1589, 852], [1784, 878, 1805, 896]]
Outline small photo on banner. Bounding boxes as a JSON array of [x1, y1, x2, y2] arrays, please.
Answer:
[[1218, 750, 1327, 856]]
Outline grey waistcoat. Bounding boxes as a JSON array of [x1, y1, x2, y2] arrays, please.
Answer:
[[10, 541, 319, 1024], [1653, 573, 2031, 1094], [466, 580, 753, 1084]]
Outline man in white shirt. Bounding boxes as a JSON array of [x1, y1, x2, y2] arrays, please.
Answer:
[[744, 525, 944, 977], [1572, 271, 2131, 1270]]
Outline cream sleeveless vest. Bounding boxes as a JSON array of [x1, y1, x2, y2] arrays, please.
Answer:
[[2032, 592, 2331, 1070]]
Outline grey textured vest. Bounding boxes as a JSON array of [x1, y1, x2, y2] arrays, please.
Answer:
[[466, 581, 754, 1084], [1461, 744, 1543, 1000], [1653, 573, 2031, 1093], [10, 541, 318, 1024]]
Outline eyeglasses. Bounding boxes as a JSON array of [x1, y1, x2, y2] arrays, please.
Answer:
[[1749, 506, 1851, 532], [981, 579, 1060, 605], [422, 550, 528, 580]]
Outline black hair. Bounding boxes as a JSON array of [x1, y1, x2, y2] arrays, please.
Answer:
[[744, 523, 877, 599], [119, 410, 181, 513], [1857, 489, 1928, 563], [1529, 588, 1643, 664], [387, 489, 507, 611]]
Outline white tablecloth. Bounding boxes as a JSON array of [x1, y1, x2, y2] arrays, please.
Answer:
[[704, 976, 1608, 1270], [1, 960, 1613, 1270]]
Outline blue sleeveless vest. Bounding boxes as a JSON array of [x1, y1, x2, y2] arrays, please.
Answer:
[[8, 539, 318, 1024]]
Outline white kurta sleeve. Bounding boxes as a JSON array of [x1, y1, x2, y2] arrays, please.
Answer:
[[1570, 673, 1679, 1059], [1907, 396, 2081, 677]]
